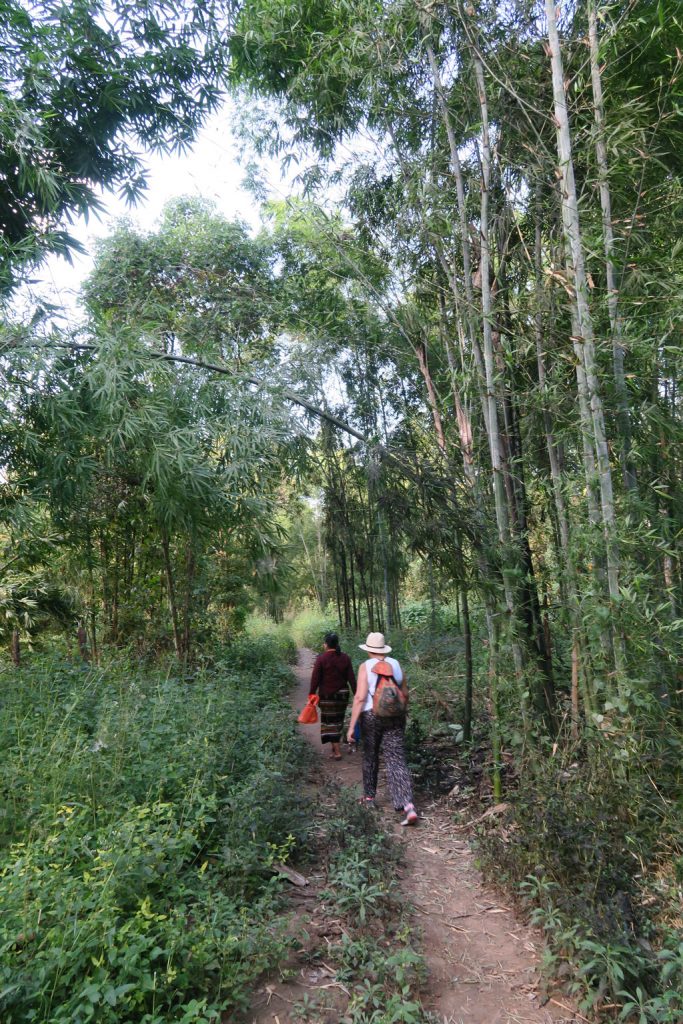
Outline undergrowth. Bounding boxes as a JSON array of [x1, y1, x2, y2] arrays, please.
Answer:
[[287, 604, 340, 651], [293, 788, 436, 1024], [474, 734, 683, 1022], [285, 605, 467, 737], [0, 635, 310, 1023]]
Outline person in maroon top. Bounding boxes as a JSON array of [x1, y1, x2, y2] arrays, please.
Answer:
[[309, 632, 356, 760]]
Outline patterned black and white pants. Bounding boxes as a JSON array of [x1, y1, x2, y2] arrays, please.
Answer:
[[360, 711, 413, 809]]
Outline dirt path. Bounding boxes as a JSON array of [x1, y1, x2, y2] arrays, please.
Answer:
[[249, 650, 578, 1024]]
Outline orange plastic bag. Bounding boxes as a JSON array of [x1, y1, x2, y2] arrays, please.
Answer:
[[298, 693, 319, 724]]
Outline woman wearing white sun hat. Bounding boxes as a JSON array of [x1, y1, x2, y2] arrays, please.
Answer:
[[346, 632, 418, 826]]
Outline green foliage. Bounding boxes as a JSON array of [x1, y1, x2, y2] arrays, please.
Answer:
[[0, 571, 74, 639], [0, 639, 310, 1021], [325, 848, 400, 925], [83, 200, 278, 367], [243, 610, 298, 664], [399, 600, 460, 635], [0, 327, 291, 658], [476, 736, 682, 1019], [303, 788, 433, 1024], [287, 604, 340, 650], [518, 876, 683, 1023], [3, 0, 683, 1015], [0, 0, 232, 289]]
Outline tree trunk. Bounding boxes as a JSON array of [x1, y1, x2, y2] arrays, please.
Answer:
[[100, 530, 110, 630], [339, 542, 351, 628], [427, 557, 438, 633], [571, 636, 580, 742], [545, 0, 621, 607], [182, 539, 195, 663], [423, 32, 491, 449], [588, 1, 636, 493], [462, 588, 473, 743], [415, 339, 448, 455], [349, 552, 360, 630], [536, 205, 571, 555], [424, 38, 479, 359], [300, 527, 324, 608], [161, 528, 183, 660], [473, 56, 510, 545], [84, 530, 98, 663], [473, 56, 527, 685], [487, 607, 503, 801], [77, 622, 90, 661], [537, 201, 595, 721], [11, 629, 20, 667], [334, 560, 343, 627], [111, 540, 119, 642], [317, 514, 328, 608]]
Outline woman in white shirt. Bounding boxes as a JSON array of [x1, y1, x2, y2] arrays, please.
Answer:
[[346, 632, 418, 826]]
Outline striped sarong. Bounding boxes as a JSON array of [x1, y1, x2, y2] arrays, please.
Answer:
[[319, 690, 349, 744]]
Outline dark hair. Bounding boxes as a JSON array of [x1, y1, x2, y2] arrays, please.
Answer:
[[324, 631, 341, 654]]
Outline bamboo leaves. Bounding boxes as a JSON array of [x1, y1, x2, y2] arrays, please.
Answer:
[[0, 0, 234, 290]]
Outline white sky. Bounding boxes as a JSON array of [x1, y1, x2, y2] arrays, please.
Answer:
[[25, 100, 290, 316], [19, 95, 386, 324]]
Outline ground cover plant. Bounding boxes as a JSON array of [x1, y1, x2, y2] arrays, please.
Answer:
[[0, 635, 309, 1023], [289, 787, 435, 1024], [398, 619, 683, 1022], [474, 735, 683, 1022]]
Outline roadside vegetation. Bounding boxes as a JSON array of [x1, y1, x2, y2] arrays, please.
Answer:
[[0, 633, 308, 1023], [0, 612, 435, 1024], [286, 605, 683, 1023], [286, 787, 435, 1024]]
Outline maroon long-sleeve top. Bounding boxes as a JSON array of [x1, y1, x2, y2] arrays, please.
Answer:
[[309, 649, 356, 698]]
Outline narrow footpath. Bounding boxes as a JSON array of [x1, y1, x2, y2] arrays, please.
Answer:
[[249, 649, 578, 1024]]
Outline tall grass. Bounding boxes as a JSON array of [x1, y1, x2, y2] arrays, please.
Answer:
[[286, 604, 340, 650], [242, 611, 298, 663]]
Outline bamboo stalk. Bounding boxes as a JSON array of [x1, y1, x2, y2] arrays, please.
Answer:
[[588, 1, 636, 493], [545, 0, 623, 661]]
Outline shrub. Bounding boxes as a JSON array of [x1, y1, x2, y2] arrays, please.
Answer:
[[476, 741, 683, 1020], [399, 600, 461, 635], [0, 641, 310, 1022], [287, 605, 340, 650], [243, 611, 298, 664]]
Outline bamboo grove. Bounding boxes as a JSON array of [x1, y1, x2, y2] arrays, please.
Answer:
[[2, 4, 682, 803], [227, 0, 683, 749], [1, 2, 682, 1017]]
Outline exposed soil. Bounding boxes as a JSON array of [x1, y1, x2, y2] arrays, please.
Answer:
[[245, 650, 579, 1024]]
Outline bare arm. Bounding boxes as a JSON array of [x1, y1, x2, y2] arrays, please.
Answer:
[[346, 663, 368, 742], [309, 655, 322, 696]]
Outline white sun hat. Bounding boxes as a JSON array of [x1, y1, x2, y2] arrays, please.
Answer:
[[359, 632, 392, 654]]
